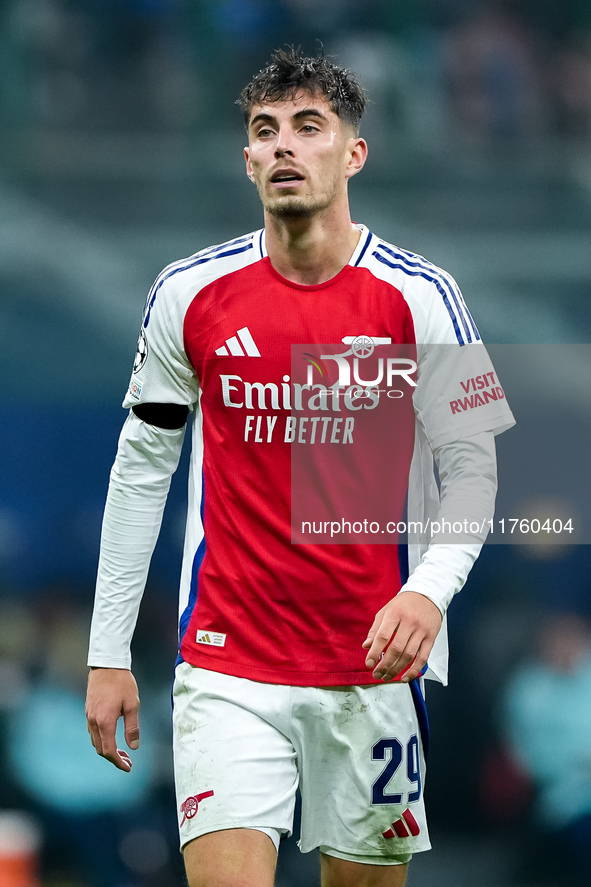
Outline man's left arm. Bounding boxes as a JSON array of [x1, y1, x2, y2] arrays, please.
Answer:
[[363, 430, 497, 682]]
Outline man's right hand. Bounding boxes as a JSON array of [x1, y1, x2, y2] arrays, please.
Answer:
[[85, 667, 140, 772]]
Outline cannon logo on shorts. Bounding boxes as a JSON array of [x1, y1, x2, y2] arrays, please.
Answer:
[[180, 790, 214, 826]]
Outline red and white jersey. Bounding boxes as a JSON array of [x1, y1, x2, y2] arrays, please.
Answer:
[[122, 225, 514, 686]]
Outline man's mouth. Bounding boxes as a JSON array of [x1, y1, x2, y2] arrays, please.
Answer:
[[270, 169, 305, 187]]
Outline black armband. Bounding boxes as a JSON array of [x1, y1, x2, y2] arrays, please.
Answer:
[[132, 403, 189, 429]]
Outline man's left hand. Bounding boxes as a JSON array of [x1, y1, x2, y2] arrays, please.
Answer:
[[362, 592, 442, 683]]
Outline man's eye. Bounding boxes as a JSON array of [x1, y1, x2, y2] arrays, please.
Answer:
[[257, 128, 274, 138], [301, 125, 319, 133]]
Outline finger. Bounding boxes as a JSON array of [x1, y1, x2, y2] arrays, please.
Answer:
[[361, 609, 384, 648], [95, 717, 132, 771], [108, 749, 133, 772], [362, 611, 383, 653], [85, 710, 103, 756], [365, 617, 400, 670], [124, 709, 140, 751], [89, 725, 103, 755], [117, 750, 133, 770], [96, 717, 117, 759], [374, 628, 416, 680], [87, 721, 100, 753], [88, 715, 129, 770], [101, 743, 133, 772], [399, 638, 433, 683]]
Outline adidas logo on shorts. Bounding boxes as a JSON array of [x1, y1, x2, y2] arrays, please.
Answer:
[[382, 808, 420, 839]]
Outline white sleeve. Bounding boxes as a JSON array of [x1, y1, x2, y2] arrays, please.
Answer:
[[124, 274, 200, 411], [397, 430, 497, 615], [87, 411, 185, 668], [413, 342, 515, 449]]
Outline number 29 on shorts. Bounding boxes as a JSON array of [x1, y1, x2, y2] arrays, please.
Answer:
[[371, 735, 422, 805]]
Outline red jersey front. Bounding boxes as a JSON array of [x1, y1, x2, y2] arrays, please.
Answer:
[[122, 226, 514, 685]]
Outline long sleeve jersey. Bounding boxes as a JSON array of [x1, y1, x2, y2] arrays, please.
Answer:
[[88, 226, 514, 685]]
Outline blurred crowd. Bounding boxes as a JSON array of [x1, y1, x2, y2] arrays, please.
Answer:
[[0, 588, 184, 886], [458, 546, 591, 887], [501, 611, 591, 886], [1, 0, 591, 148]]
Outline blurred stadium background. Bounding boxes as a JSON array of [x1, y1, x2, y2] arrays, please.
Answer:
[[1, 1, 590, 885]]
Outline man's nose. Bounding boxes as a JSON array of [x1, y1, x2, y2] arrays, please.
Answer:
[[274, 125, 295, 158]]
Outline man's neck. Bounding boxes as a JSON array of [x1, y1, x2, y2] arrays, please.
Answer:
[[264, 210, 361, 286]]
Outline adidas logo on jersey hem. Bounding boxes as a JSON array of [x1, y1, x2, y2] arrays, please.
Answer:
[[196, 629, 227, 647], [215, 327, 260, 357]]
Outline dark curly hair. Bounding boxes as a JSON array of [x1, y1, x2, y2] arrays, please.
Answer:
[[238, 47, 368, 134]]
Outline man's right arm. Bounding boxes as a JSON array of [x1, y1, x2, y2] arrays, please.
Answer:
[[86, 408, 187, 768]]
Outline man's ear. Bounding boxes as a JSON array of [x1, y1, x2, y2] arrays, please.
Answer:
[[345, 137, 368, 180], [244, 147, 255, 181]]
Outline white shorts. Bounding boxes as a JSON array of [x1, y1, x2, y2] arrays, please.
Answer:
[[172, 663, 431, 865]]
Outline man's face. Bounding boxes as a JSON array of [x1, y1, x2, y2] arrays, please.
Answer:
[[244, 92, 365, 219]]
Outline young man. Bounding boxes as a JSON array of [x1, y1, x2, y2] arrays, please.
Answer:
[[86, 49, 514, 887]]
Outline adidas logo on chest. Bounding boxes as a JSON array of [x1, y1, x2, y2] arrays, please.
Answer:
[[215, 327, 260, 357]]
